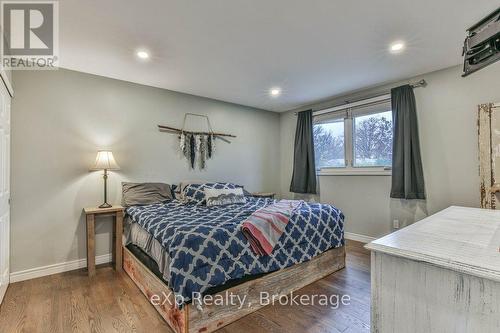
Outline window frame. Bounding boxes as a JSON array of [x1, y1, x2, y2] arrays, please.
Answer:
[[314, 96, 393, 176]]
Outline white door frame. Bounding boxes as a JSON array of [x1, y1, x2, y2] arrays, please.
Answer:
[[0, 70, 12, 304], [0, 70, 13, 98]]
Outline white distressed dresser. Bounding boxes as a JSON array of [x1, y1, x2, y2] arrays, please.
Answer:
[[366, 206, 500, 333]]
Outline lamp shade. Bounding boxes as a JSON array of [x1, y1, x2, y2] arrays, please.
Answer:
[[91, 151, 120, 170]]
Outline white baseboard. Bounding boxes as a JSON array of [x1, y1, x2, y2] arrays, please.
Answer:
[[10, 253, 112, 283], [9, 234, 374, 283], [345, 232, 376, 244]]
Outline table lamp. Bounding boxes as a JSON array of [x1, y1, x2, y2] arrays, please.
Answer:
[[91, 151, 120, 208]]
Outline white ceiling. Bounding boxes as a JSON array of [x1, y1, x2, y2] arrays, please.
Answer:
[[59, 0, 498, 112]]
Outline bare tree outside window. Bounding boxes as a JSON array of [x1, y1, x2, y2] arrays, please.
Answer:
[[313, 120, 345, 169], [354, 111, 392, 167]]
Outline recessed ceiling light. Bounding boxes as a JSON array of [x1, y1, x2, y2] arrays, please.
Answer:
[[270, 88, 281, 97], [136, 50, 150, 59], [389, 41, 405, 53]]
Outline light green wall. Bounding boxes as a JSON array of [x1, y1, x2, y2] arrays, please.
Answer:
[[280, 63, 500, 238], [11, 69, 281, 272]]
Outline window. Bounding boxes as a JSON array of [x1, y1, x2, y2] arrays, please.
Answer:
[[313, 97, 393, 175], [353, 111, 393, 167], [313, 118, 345, 169]]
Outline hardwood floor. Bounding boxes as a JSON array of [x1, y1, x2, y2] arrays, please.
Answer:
[[0, 241, 370, 333]]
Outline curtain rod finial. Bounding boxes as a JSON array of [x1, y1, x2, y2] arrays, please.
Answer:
[[412, 79, 427, 88]]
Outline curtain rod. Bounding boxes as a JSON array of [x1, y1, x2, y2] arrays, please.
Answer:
[[294, 79, 427, 116]]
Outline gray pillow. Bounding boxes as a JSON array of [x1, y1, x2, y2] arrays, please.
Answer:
[[122, 182, 173, 207]]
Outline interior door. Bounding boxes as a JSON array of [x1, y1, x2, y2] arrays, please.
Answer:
[[478, 103, 500, 209], [493, 103, 500, 208], [0, 80, 10, 304]]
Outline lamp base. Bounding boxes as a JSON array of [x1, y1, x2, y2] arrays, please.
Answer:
[[99, 202, 112, 209]]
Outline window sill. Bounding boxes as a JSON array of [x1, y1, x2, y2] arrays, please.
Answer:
[[317, 168, 392, 176]]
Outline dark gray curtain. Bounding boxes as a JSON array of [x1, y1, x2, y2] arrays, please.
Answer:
[[290, 110, 317, 194], [390, 85, 425, 199]]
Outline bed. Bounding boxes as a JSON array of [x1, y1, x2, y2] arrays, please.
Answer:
[[123, 194, 345, 333]]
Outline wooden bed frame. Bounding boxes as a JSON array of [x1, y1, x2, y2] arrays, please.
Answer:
[[123, 245, 346, 333]]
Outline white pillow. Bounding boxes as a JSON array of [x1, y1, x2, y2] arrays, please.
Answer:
[[204, 187, 246, 207]]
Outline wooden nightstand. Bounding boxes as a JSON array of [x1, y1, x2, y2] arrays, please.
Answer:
[[83, 206, 124, 277], [251, 192, 276, 199]]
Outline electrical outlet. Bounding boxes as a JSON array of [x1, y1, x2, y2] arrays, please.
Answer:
[[393, 219, 400, 229]]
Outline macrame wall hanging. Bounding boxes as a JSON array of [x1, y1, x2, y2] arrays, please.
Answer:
[[158, 113, 236, 170]]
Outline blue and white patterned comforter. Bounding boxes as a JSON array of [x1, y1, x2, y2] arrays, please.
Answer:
[[126, 197, 344, 304]]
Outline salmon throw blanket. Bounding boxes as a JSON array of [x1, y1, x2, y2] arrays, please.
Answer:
[[241, 200, 303, 256]]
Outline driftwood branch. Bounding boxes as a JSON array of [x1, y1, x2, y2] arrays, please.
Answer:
[[157, 125, 236, 138]]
